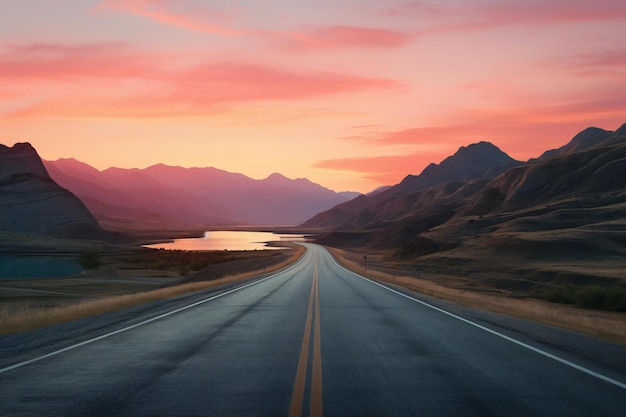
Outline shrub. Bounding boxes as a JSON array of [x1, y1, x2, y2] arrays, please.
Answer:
[[574, 286, 606, 308], [543, 285, 626, 311], [543, 285, 576, 304]]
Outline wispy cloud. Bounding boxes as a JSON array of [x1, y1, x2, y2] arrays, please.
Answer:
[[94, 0, 244, 36], [344, 104, 626, 149], [540, 49, 626, 79], [278, 25, 413, 51], [96, 1, 415, 51], [479, 0, 626, 25], [173, 63, 399, 101], [382, 0, 626, 34], [326, 94, 626, 185], [0, 43, 162, 81], [0, 42, 400, 119]]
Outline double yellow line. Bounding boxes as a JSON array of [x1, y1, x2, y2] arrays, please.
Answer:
[[289, 256, 323, 417]]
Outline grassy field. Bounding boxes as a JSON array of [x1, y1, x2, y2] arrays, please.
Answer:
[[3, 241, 624, 343], [327, 247, 626, 344], [0, 245, 305, 335]]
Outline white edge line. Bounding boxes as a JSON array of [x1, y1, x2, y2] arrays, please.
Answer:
[[327, 252, 626, 390], [0, 252, 308, 375]]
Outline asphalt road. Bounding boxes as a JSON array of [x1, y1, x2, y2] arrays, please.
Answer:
[[1, 243, 625, 416]]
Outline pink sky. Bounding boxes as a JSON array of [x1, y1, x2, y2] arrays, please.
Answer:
[[1, 0, 625, 192]]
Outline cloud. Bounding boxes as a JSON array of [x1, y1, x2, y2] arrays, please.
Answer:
[[94, 0, 244, 36], [381, 1, 449, 18], [480, 0, 626, 25], [327, 92, 626, 186], [316, 111, 626, 187], [97, 2, 413, 50], [0, 42, 400, 119], [278, 25, 414, 51], [0, 43, 161, 82], [345, 112, 623, 151], [382, 0, 626, 34], [578, 50, 626, 67], [540, 49, 626, 79], [174, 63, 399, 102]]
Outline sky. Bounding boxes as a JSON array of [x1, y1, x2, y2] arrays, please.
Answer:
[[1, 0, 625, 193]]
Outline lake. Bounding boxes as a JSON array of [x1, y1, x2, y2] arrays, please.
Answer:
[[0, 232, 304, 279], [0, 254, 82, 280], [143, 231, 306, 251]]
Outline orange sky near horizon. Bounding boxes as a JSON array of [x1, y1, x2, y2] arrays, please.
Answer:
[[1, 0, 625, 193]]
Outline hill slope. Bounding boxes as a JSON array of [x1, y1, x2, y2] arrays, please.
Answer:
[[305, 124, 626, 306], [0, 143, 101, 238], [396, 141, 522, 193], [302, 141, 522, 229]]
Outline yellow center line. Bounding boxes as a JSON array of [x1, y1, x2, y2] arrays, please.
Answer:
[[289, 255, 323, 417], [310, 258, 323, 417]]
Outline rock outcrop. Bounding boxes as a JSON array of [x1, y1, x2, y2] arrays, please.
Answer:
[[0, 143, 101, 237]]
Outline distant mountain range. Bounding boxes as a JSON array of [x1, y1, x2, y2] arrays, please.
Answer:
[[5, 121, 625, 256], [4, 124, 624, 306], [43, 159, 360, 228], [0, 143, 101, 238], [304, 123, 626, 268]]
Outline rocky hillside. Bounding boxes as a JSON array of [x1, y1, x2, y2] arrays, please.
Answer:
[[0, 143, 101, 237], [306, 124, 626, 250], [302, 141, 522, 229], [306, 124, 626, 303], [395, 141, 522, 193]]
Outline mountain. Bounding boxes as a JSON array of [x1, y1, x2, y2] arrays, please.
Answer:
[[302, 141, 522, 229], [462, 122, 625, 215], [367, 185, 392, 196], [0, 144, 101, 237], [44, 160, 359, 228], [44, 159, 205, 229], [303, 124, 626, 299], [395, 141, 522, 193], [539, 127, 611, 159]]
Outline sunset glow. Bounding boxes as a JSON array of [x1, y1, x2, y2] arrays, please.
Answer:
[[2, 0, 625, 192]]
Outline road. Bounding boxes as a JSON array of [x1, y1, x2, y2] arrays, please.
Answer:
[[1, 243, 625, 416]]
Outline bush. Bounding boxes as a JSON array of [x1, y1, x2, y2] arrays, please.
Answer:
[[576, 286, 626, 311], [574, 286, 605, 308], [543, 284, 576, 304], [543, 285, 626, 311]]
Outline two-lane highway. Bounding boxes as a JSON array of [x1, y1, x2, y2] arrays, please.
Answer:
[[1, 244, 625, 416]]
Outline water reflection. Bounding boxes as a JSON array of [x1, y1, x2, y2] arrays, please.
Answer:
[[144, 231, 305, 251]]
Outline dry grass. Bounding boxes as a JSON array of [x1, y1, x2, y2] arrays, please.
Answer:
[[327, 247, 626, 344], [0, 245, 305, 335]]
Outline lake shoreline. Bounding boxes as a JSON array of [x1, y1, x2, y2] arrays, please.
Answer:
[[143, 230, 307, 251], [0, 228, 309, 280]]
